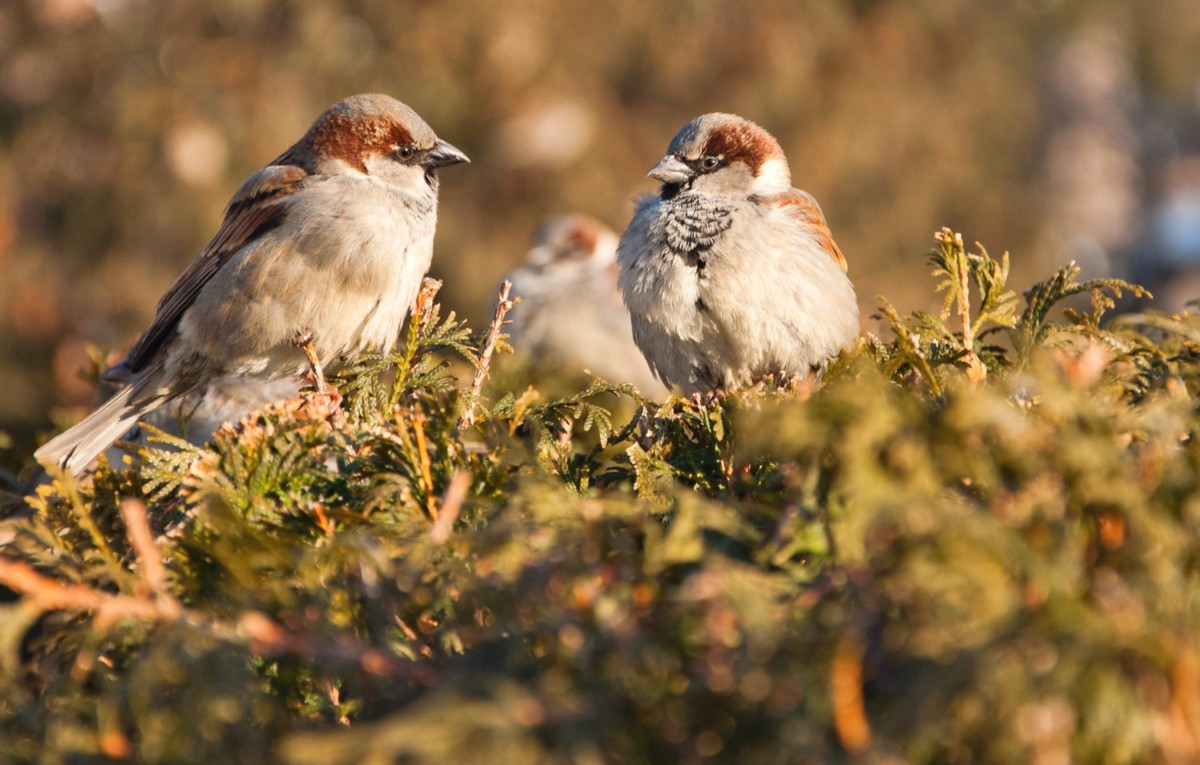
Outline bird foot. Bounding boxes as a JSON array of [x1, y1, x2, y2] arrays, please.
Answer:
[[298, 387, 345, 426], [293, 329, 328, 394], [290, 329, 343, 424], [696, 388, 726, 408]]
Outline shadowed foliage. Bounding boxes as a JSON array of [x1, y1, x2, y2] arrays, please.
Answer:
[[3, 230, 1199, 764]]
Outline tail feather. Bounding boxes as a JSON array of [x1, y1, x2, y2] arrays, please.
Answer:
[[35, 381, 165, 476]]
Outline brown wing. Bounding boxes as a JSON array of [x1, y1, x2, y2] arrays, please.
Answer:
[[776, 189, 847, 272], [121, 164, 309, 374]]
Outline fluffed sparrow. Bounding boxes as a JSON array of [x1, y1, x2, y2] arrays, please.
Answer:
[[617, 113, 858, 395], [37, 94, 468, 474], [504, 214, 666, 396]]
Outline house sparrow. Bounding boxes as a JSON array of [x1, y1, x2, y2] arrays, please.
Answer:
[[36, 94, 468, 474], [617, 113, 859, 395], [503, 214, 666, 396]]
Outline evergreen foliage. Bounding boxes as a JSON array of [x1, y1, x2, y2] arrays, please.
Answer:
[[3, 229, 1199, 764]]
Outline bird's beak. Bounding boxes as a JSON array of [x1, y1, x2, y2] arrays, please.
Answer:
[[648, 155, 693, 185], [424, 139, 470, 168]]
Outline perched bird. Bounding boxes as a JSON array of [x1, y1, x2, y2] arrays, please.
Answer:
[[503, 214, 666, 396], [617, 113, 859, 395], [37, 94, 469, 474]]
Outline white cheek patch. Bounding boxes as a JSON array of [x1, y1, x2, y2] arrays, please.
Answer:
[[589, 230, 620, 268], [752, 157, 792, 195]]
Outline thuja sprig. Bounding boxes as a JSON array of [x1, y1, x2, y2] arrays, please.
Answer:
[[1014, 261, 1150, 366], [874, 229, 1019, 393], [929, 228, 1019, 382], [334, 278, 477, 422]]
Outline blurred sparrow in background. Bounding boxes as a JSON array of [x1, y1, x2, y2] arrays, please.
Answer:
[[504, 214, 666, 396], [617, 113, 859, 395], [37, 94, 469, 474]]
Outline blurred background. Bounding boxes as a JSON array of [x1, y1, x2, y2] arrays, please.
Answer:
[[2, 0, 1199, 473]]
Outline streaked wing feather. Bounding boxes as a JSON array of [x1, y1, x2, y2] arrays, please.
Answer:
[[776, 189, 847, 271], [122, 164, 308, 373]]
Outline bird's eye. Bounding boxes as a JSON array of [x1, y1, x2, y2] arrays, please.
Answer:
[[701, 155, 720, 170], [396, 145, 416, 161]]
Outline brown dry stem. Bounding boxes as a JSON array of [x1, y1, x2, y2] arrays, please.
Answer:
[[457, 279, 519, 431]]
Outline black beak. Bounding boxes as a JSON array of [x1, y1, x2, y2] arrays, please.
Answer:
[[424, 139, 470, 169]]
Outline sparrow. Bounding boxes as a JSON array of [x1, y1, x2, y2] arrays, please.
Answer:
[[36, 94, 469, 474], [617, 113, 859, 395], [503, 214, 666, 396]]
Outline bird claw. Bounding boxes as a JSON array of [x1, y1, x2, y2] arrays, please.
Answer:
[[293, 329, 328, 394], [698, 388, 726, 407], [290, 328, 342, 424], [298, 387, 345, 426]]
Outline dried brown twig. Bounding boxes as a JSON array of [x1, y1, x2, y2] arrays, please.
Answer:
[[414, 277, 441, 326], [411, 407, 438, 521], [430, 469, 471, 543], [0, 500, 426, 679], [0, 557, 172, 627], [119, 499, 174, 602], [457, 280, 519, 430], [395, 278, 443, 390]]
